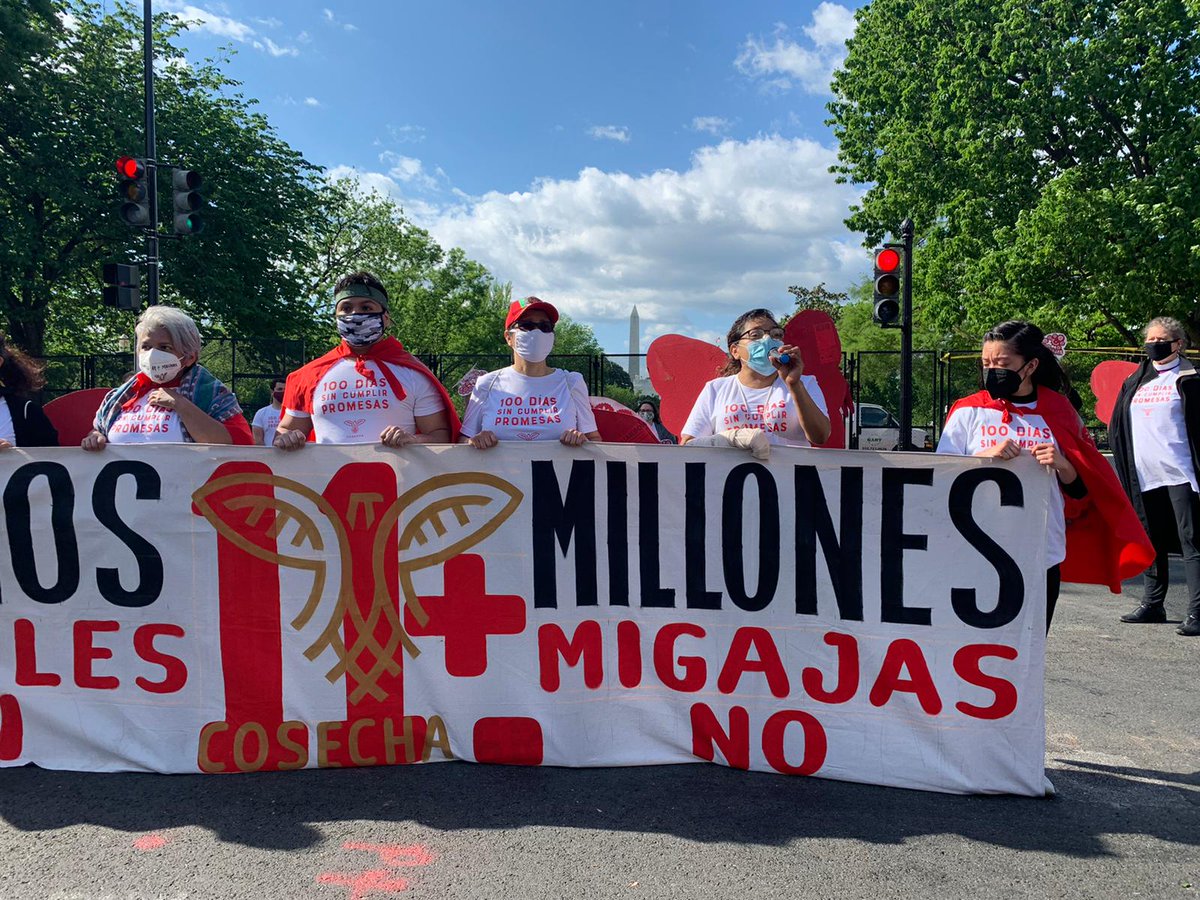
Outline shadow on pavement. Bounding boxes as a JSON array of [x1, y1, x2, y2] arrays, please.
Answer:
[[1054, 758, 1200, 788], [0, 759, 1196, 856]]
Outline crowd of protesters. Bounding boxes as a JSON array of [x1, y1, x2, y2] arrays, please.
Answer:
[[0, 271, 1193, 635]]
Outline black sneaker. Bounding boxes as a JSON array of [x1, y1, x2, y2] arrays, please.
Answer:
[[1120, 602, 1167, 623], [1177, 615, 1200, 636]]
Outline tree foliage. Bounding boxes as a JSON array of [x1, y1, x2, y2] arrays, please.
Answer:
[[782, 282, 848, 324], [829, 0, 1200, 344], [0, 1, 333, 355], [1, 0, 614, 379]]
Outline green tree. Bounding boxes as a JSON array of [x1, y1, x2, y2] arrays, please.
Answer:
[[305, 183, 608, 354], [829, 0, 1200, 344], [1, 1, 329, 355], [782, 282, 848, 324]]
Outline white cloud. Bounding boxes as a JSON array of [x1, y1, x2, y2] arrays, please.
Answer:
[[379, 151, 440, 191], [425, 137, 866, 331], [304, 96, 321, 107], [805, 2, 857, 48], [159, 0, 299, 57], [325, 137, 868, 348], [588, 125, 631, 143], [260, 37, 299, 57], [322, 7, 358, 31], [253, 16, 282, 29], [736, 3, 856, 95], [690, 116, 730, 135], [384, 124, 427, 145]]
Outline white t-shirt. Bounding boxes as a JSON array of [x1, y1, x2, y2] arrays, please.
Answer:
[[682, 374, 828, 448], [937, 399, 1066, 566], [1129, 360, 1198, 492], [286, 358, 444, 444], [0, 398, 15, 446], [106, 397, 185, 444], [460, 367, 597, 441], [251, 405, 282, 445]]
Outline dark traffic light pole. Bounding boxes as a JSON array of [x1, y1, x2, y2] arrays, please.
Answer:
[[898, 217, 914, 450], [143, 0, 159, 306]]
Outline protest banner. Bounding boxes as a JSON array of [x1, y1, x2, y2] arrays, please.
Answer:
[[0, 444, 1053, 794]]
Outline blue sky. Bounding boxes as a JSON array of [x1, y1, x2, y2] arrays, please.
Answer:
[[156, 0, 869, 352]]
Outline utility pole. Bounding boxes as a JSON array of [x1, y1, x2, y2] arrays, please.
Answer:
[[142, 0, 159, 305], [898, 217, 914, 450]]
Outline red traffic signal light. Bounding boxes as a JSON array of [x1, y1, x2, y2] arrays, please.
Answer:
[[873, 245, 903, 327], [116, 156, 144, 180], [116, 156, 151, 227], [875, 247, 901, 273]]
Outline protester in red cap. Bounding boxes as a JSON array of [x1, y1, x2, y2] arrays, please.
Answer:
[[460, 296, 600, 449], [275, 271, 460, 449]]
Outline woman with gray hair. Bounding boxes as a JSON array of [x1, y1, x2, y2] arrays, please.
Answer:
[[82, 305, 252, 449], [1110, 316, 1200, 636]]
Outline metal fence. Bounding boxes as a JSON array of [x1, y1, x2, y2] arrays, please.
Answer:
[[34, 342, 1144, 447]]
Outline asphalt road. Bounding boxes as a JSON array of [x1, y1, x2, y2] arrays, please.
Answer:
[[0, 567, 1196, 900]]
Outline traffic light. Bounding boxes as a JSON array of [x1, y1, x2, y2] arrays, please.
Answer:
[[872, 246, 902, 327], [172, 168, 205, 235], [102, 263, 141, 311], [116, 156, 151, 227]]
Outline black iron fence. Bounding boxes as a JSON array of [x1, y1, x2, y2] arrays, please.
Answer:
[[35, 341, 1144, 447]]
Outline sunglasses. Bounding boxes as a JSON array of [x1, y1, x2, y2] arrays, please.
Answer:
[[510, 320, 555, 333]]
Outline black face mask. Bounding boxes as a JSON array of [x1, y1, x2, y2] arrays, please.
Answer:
[[984, 366, 1025, 400], [1145, 341, 1176, 362]]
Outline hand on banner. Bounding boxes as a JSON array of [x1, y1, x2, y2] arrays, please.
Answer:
[[81, 429, 108, 451], [976, 438, 1021, 460], [147, 388, 179, 410], [467, 430, 498, 450], [0, 439, 10, 450], [380, 426, 418, 448], [1031, 442, 1078, 483], [770, 343, 804, 385], [559, 428, 590, 447], [273, 427, 307, 451]]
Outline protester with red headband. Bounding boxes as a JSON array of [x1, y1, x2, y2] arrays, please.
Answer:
[[937, 320, 1153, 630], [275, 271, 459, 449], [460, 297, 600, 449], [82, 306, 252, 450]]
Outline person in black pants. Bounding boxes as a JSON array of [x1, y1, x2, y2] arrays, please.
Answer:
[[1110, 316, 1200, 636], [0, 333, 58, 449]]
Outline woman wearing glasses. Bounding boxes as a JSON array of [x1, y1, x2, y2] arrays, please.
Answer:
[[680, 308, 830, 453], [461, 297, 601, 449]]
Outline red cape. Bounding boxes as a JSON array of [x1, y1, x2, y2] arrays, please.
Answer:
[[948, 389, 1153, 592], [284, 337, 461, 442]]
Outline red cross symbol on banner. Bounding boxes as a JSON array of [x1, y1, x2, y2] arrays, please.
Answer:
[[405, 554, 526, 677]]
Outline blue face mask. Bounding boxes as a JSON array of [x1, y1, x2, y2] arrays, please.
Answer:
[[745, 337, 783, 377]]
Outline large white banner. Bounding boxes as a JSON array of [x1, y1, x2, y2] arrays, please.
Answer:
[[0, 444, 1052, 794]]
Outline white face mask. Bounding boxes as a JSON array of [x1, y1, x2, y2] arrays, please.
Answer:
[[511, 328, 555, 363], [138, 347, 183, 384]]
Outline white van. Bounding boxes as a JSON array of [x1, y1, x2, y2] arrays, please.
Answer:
[[851, 403, 930, 451]]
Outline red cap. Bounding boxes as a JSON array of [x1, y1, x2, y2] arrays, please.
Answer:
[[505, 296, 559, 330]]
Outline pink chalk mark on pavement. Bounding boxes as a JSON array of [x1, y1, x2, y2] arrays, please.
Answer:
[[132, 833, 169, 851], [316, 842, 435, 898], [317, 869, 411, 899]]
